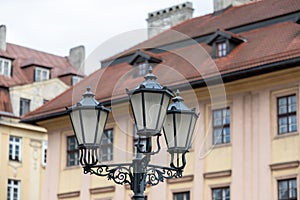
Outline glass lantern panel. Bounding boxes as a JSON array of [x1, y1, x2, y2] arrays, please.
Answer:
[[130, 93, 144, 131], [70, 110, 83, 145], [144, 92, 163, 130], [157, 94, 171, 131], [186, 115, 197, 149], [81, 109, 98, 144], [164, 114, 175, 148], [175, 113, 191, 148], [96, 110, 108, 145]]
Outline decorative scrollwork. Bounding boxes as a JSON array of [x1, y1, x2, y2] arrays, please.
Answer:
[[84, 164, 133, 186], [83, 158, 182, 189], [146, 166, 182, 186]]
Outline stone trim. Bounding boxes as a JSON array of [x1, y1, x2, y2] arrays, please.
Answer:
[[270, 160, 300, 171], [57, 191, 80, 199], [167, 175, 194, 184], [90, 186, 115, 194], [203, 170, 231, 179]]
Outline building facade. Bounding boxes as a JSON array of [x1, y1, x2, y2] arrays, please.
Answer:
[[24, 0, 300, 199], [0, 25, 85, 200]]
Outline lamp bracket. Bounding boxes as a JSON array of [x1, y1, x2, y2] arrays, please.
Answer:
[[82, 161, 182, 188]]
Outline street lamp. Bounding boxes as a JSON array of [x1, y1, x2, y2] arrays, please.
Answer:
[[66, 68, 199, 200]]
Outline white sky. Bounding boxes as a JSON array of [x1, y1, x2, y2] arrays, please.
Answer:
[[1, 0, 213, 74], [0, 1, 215, 162]]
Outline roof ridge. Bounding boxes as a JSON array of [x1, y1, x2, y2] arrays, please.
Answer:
[[7, 42, 68, 58]]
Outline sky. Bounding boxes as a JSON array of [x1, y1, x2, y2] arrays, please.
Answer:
[[1, 0, 213, 74]]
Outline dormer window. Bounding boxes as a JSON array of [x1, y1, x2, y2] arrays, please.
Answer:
[[216, 41, 227, 58], [207, 30, 245, 59], [72, 76, 83, 85], [0, 57, 12, 77], [128, 50, 161, 78], [35, 67, 50, 82]]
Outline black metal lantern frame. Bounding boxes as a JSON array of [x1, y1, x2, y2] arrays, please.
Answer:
[[66, 87, 111, 166], [67, 68, 199, 200], [126, 67, 174, 137], [163, 91, 199, 169]]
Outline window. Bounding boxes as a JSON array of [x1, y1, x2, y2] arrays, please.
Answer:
[[72, 76, 82, 85], [19, 98, 30, 116], [138, 62, 147, 76], [133, 125, 149, 156], [173, 191, 190, 200], [278, 178, 297, 200], [7, 179, 20, 200], [213, 108, 230, 144], [67, 136, 79, 166], [216, 41, 227, 58], [9, 136, 21, 162], [277, 95, 297, 134], [35, 67, 50, 82], [100, 129, 113, 162], [42, 141, 48, 166], [134, 62, 148, 77], [0, 57, 12, 77], [212, 187, 230, 200]]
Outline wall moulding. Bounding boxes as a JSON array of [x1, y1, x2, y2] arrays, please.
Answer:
[[270, 160, 300, 171], [203, 170, 232, 179]]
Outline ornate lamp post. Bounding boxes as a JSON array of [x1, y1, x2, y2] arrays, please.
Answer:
[[66, 68, 199, 200]]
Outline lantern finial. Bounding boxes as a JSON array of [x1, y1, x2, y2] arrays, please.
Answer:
[[83, 86, 95, 98], [144, 65, 157, 81]]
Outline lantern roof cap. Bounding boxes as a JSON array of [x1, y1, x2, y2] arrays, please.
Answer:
[[168, 90, 196, 112], [139, 66, 163, 90], [77, 86, 100, 107]]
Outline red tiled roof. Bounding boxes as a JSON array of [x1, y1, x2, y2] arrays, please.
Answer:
[[104, 0, 300, 62], [0, 43, 84, 87], [23, 20, 300, 122]]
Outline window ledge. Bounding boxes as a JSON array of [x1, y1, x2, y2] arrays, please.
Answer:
[[8, 160, 22, 168], [211, 143, 231, 149], [64, 165, 81, 170], [274, 132, 299, 140]]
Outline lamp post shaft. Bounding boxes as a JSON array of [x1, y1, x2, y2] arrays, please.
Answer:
[[131, 152, 148, 200]]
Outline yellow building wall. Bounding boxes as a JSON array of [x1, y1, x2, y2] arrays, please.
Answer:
[[0, 118, 46, 200], [40, 67, 300, 200]]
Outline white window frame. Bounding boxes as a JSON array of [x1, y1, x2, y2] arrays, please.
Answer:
[[42, 141, 48, 166], [9, 136, 22, 162], [277, 94, 297, 135], [138, 62, 147, 76], [66, 135, 79, 167], [133, 125, 148, 156], [212, 187, 230, 200], [19, 98, 30, 116], [173, 191, 190, 200], [72, 76, 82, 85], [278, 178, 297, 200], [7, 179, 21, 200], [212, 107, 231, 145], [216, 41, 227, 58], [35, 67, 50, 82], [0, 57, 12, 77], [100, 129, 114, 162]]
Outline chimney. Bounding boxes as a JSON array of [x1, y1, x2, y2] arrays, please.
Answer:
[[146, 2, 194, 38], [214, 0, 255, 12], [68, 45, 85, 74], [0, 25, 7, 51]]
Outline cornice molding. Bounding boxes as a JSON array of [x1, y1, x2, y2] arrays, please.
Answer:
[[167, 174, 194, 184], [270, 160, 300, 171], [90, 186, 115, 194], [203, 170, 232, 179], [57, 191, 80, 199]]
